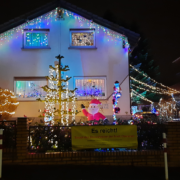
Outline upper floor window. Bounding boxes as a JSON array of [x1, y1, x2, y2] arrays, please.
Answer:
[[69, 29, 96, 48], [14, 77, 47, 101], [23, 29, 50, 49], [74, 76, 106, 99]]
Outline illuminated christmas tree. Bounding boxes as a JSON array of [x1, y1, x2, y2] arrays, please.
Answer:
[[37, 55, 79, 125], [0, 88, 19, 120]]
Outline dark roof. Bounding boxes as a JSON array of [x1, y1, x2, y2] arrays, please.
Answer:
[[0, 0, 140, 49]]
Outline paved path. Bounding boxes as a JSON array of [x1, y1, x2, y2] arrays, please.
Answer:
[[1, 165, 180, 180]]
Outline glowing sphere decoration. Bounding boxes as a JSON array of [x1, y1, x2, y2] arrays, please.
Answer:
[[115, 107, 120, 113]]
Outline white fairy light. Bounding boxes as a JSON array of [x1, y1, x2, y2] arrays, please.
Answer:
[[66, 75, 69, 126], [131, 89, 153, 104], [130, 76, 172, 95], [131, 84, 164, 95], [72, 91, 76, 121], [130, 64, 180, 94]]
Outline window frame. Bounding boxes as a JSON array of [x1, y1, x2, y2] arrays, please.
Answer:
[[14, 77, 48, 101], [73, 76, 107, 100], [69, 28, 96, 49], [22, 29, 50, 49]]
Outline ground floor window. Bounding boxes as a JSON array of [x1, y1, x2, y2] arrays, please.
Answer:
[[74, 76, 106, 99], [14, 77, 47, 100]]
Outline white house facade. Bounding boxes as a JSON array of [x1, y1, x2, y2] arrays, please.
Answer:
[[0, 0, 139, 122]]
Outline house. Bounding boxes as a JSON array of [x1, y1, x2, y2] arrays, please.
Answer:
[[0, 0, 140, 122]]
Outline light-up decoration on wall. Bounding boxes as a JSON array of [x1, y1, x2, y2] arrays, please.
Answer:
[[70, 29, 95, 47], [75, 78, 106, 99], [15, 80, 47, 98], [0, 8, 129, 49], [25, 32, 48, 47]]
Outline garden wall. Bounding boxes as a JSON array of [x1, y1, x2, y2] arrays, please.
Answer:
[[2, 118, 180, 167]]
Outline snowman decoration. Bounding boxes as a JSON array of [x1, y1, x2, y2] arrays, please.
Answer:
[[81, 99, 107, 121]]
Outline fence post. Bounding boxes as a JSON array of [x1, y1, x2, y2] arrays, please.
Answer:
[[0, 129, 3, 179], [163, 133, 168, 180], [16, 118, 28, 160]]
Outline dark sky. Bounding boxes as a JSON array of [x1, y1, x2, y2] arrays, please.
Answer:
[[1, 0, 180, 86]]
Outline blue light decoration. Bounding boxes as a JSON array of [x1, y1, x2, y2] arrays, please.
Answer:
[[152, 107, 156, 114], [75, 88, 103, 97], [75, 78, 105, 98], [0, 8, 130, 52], [112, 81, 122, 121]]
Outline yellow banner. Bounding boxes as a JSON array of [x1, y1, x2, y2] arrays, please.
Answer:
[[71, 125, 138, 150]]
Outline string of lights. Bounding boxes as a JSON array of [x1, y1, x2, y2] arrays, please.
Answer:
[[131, 84, 164, 95], [0, 8, 130, 49], [71, 91, 76, 121], [130, 64, 180, 93], [130, 76, 173, 95], [131, 89, 153, 104], [0, 89, 19, 116], [66, 75, 69, 126]]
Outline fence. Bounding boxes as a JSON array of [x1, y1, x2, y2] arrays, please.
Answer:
[[29, 126, 71, 153], [1, 118, 180, 167], [28, 123, 166, 153], [0, 120, 16, 160]]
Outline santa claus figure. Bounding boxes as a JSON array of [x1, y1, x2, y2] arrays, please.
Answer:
[[81, 99, 107, 121]]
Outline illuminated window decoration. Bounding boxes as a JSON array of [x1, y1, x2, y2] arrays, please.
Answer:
[[23, 29, 49, 48], [0, 8, 129, 50], [74, 77, 106, 99], [14, 79, 47, 100], [112, 81, 122, 121], [130, 64, 180, 94], [70, 29, 95, 48]]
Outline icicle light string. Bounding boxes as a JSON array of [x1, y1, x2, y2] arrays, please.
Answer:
[[0, 8, 129, 47], [130, 64, 180, 93], [131, 89, 153, 104]]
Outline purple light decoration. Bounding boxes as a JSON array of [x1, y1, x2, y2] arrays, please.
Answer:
[[75, 88, 104, 97]]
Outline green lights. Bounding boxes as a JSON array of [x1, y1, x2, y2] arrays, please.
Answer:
[[25, 32, 48, 47]]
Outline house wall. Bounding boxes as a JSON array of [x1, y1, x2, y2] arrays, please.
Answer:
[[0, 10, 130, 120]]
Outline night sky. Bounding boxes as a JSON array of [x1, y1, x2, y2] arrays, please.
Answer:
[[1, 0, 180, 86]]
